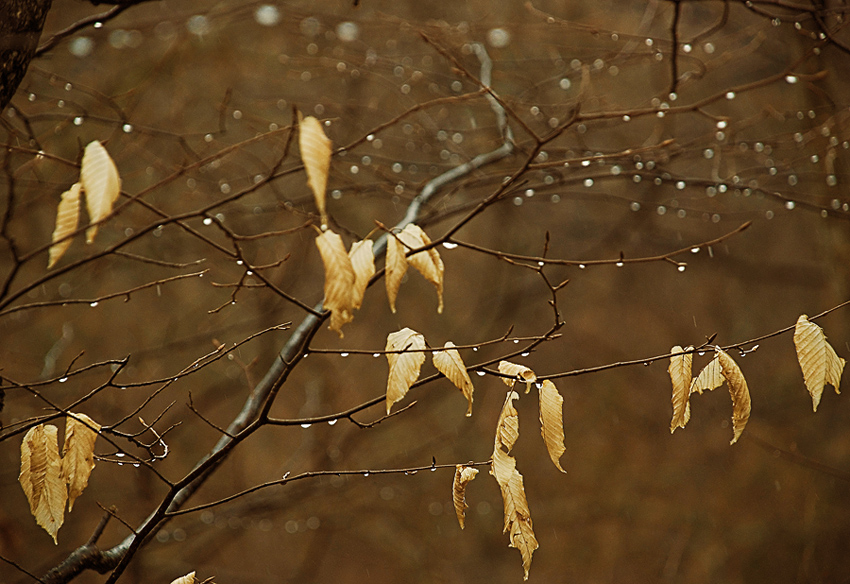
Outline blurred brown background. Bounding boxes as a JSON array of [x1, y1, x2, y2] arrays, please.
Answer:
[[1, 0, 849, 582]]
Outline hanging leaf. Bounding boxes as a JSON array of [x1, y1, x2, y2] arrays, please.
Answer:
[[315, 229, 356, 337], [385, 327, 426, 413], [432, 341, 474, 416], [793, 314, 845, 412], [716, 349, 751, 445], [396, 224, 444, 313], [538, 380, 566, 472], [299, 114, 332, 226], [48, 182, 82, 269], [80, 140, 121, 244], [689, 356, 724, 395], [61, 413, 101, 512], [491, 444, 538, 579], [169, 572, 197, 584], [348, 239, 375, 310], [385, 233, 408, 313], [452, 465, 479, 529], [498, 361, 537, 393], [19, 425, 66, 543], [494, 390, 520, 453], [669, 345, 694, 433]]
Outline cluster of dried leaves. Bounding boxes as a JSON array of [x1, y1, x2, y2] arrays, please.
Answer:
[[19, 413, 101, 543], [669, 315, 845, 443]]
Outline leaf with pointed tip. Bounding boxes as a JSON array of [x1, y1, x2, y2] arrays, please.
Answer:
[[48, 183, 82, 269], [348, 239, 375, 310], [299, 115, 332, 226], [169, 571, 197, 584], [433, 342, 474, 416], [385, 233, 408, 313], [690, 356, 724, 395], [80, 140, 121, 244], [396, 224, 444, 313], [491, 447, 538, 580], [62, 413, 101, 512], [669, 345, 693, 433], [19, 425, 66, 543], [385, 328, 426, 413], [538, 380, 566, 472], [716, 349, 751, 445], [315, 230, 356, 337], [793, 314, 845, 412], [452, 465, 479, 529], [498, 361, 537, 393]]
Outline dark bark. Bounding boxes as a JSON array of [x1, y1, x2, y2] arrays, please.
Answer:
[[0, 0, 53, 111]]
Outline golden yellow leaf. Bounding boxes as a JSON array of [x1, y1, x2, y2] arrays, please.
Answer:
[[385, 327, 426, 413], [793, 314, 845, 412], [19, 425, 66, 543], [538, 380, 566, 472], [490, 449, 538, 580], [299, 114, 332, 226], [494, 390, 520, 453], [452, 465, 479, 529], [689, 356, 724, 395], [62, 413, 101, 512], [48, 182, 82, 269], [169, 571, 196, 584], [315, 230, 356, 337], [396, 224, 444, 313], [716, 349, 751, 445], [385, 233, 408, 313], [348, 239, 375, 310], [432, 341, 474, 416], [498, 361, 537, 393], [669, 345, 693, 433], [80, 140, 121, 244]]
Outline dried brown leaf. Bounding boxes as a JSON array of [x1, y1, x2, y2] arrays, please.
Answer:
[[315, 230, 356, 337], [690, 356, 724, 395], [716, 349, 752, 445], [452, 465, 479, 529], [491, 449, 538, 580], [498, 361, 537, 393], [494, 390, 520, 453], [385, 327, 426, 413], [385, 233, 408, 313], [299, 115, 332, 226], [80, 140, 121, 244], [169, 571, 197, 584], [538, 380, 566, 472], [669, 345, 693, 433], [19, 425, 66, 543], [62, 413, 101, 512], [794, 314, 845, 412], [348, 239, 375, 310], [396, 224, 444, 313], [48, 182, 82, 269], [433, 342, 474, 416]]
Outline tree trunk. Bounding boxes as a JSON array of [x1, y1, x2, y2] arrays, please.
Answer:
[[0, 0, 53, 111]]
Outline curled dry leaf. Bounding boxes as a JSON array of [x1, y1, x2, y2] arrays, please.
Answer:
[[716, 349, 751, 445], [169, 571, 197, 584], [432, 341, 474, 416], [19, 425, 66, 543], [62, 413, 101, 512], [315, 230, 356, 337], [669, 345, 693, 433], [80, 140, 121, 244], [538, 380, 566, 472], [793, 314, 845, 412], [48, 182, 82, 269], [498, 361, 537, 393], [385, 233, 408, 313], [396, 224, 444, 313], [348, 239, 375, 310], [690, 356, 724, 395], [452, 465, 479, 529], [385, 327, 426, 413], [495, 390, 520, 453], [299, 114, 332, 226]]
